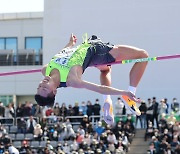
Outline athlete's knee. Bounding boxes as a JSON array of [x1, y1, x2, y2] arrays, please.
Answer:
[[138, 49, 149, 58], [99, 66, 111, 73]]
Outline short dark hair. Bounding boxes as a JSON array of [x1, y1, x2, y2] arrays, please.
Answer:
[[35, 94, 55, 107]]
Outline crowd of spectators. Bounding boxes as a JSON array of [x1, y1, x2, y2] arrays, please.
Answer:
[[0, 96, 179, 153], [146, 113, 180, 154]]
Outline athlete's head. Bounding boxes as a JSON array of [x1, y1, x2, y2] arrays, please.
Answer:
[[35, 76, 57, 106]]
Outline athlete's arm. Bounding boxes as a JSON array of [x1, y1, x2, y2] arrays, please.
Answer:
[[68, 78, 140, 103], [64, 33, 77, 48]]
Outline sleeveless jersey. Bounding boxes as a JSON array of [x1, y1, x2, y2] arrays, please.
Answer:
[[45, 43, 91, 83]]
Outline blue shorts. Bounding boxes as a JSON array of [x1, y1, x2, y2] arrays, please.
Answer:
[[82, 35, 115, 71]]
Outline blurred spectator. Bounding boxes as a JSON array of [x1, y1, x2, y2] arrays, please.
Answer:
[[121, 131, 129, 152], [5, 103, 15, 118], [46, 140, 54, 151], [17, 117, 26, 133], [42, 127, 49, 141], [0, 102, 5, 124], [22, 101, 32, 117], [95, 121, 105, 136], [73, 102, 79, 116], [0, 102, 5, 117], [152, 97, 159, 128], [139, 100, 147, 128], [158, 113, 168, 133], [77, 125, 85, 137], [146, 98, 153, 128], [164, 98, 169, 114], [34, 104, 43, 118], [79, 101, 87, 115], [158, 99, 167, 116], [171, 98, 179, 113], [86, 100, 93, 117], [16, 103, 23, 117], [66, 124, 75, 140], [115, 97, 124, 115], [39, 117, 47, 130], [107, 131, 117, 144], [0, 124, 7, 135], [19, 140, 32, 154], [147, 142, 156, 154], [167, 112, 176, 125], [93, 99, 101, 122], [45, 107, 53, 116], [62, 142, 70, 153], [81, 115, 89, 129], [145, 122, 154, 141], [33, 124, 43, 141], [60, 103, 67, 117], [70, 137, 79, 151], [53, 102, 60, 116], [76, 132, 84, 144], [26, 116, 37, 133], [66, 104, 74, 116], [59, 123, 68, 141]]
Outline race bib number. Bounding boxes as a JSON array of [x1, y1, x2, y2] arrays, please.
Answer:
[[54, 47, 76, 66]]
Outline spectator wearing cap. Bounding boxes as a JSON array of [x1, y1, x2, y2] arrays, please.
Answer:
[[81, 115, 89, 129], [93, 99, 101, 122], [33, 124, 43, 141]]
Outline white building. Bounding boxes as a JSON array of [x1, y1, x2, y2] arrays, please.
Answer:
[[0, 0, 180, 106]]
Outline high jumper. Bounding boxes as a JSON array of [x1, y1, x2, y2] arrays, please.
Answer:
[[34, 33, 148, 125]]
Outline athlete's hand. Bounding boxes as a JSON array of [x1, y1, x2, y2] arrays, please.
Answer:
[[69, 33, 77, 47], [124, 91, 141, 103]]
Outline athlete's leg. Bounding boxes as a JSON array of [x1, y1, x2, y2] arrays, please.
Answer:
[[109, 45, 148, 115], [97, 66, 114, 125], [109, 45, 148, 87]]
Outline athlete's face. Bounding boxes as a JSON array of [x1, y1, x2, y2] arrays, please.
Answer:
[[37, 76, 57, 97]]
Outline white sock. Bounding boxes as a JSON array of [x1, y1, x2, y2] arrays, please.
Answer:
[[103, 95, 111, 102], [128, 86, 136, 95]]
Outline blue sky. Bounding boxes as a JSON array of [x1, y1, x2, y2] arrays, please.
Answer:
[[0, 0, 44, 13]]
